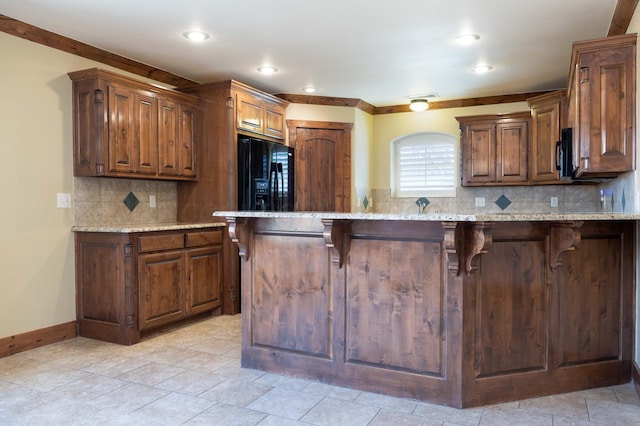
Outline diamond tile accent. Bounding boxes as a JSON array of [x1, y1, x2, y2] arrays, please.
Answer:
[[495, 194, 511, 210], [622, 189, 626, 212], [363, 195, 369, 210], [123, 192, 139, 212]]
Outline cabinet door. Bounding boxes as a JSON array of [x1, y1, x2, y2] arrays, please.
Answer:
[[529, 93, 566, 183], [236, 92, 263, 134], [178, 103, 197, 177], [138, 250, 185, 330], [185, 245, 223, 315], [576, 46, 635, 175], [264, 101, 286, 140], [133, 92, 158, 175], [496, 120, 528, 183], [462, 122, 495, 185], [108, 84, 136, 173], [158, 98, 180, 176]]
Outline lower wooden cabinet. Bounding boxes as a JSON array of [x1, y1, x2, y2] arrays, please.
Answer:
[[75, 227, 224, 344]]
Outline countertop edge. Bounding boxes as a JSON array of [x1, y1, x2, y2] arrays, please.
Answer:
[[213, 211, 640, 221], [72, 222, 226, 233]]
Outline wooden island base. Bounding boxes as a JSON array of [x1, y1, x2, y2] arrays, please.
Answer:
[[225, 215, 634, 408]]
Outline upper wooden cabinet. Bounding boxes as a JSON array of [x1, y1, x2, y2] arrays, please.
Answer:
[[528, 91, 568, 184], [236, 89, 286, 139], [458, 112, 530, 186], [69, 68, 200, 181], [567, 34, 636, 178]]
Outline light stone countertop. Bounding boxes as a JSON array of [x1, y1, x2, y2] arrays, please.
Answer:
[[214, 211, 640, 222], [72, 222, 226, 233]]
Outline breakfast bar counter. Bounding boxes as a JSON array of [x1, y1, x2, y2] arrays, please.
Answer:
[[215, 211, 636, 408]]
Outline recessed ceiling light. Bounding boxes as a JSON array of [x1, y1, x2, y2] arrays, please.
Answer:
[[473, 64, 493, 73], [453, 33, 480, 45], [302, 86, 317, 93], [182, 31, 210, 42], [257, 66, 278, 75]]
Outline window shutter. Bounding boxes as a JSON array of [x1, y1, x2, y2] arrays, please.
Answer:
[[393, 134, 456, 197]]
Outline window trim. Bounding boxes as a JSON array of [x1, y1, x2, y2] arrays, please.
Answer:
[[390, 132, 457, 198]]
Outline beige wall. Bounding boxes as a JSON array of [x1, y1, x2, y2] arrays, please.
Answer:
[[0, 32, 177, 338]]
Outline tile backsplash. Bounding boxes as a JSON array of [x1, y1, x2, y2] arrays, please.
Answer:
[[74, 177, 177, 226], [370, 184, 624, 215]]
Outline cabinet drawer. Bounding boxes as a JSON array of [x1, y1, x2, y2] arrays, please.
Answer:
[[138, 234, 184, 253], [185, 230, 222, 247]]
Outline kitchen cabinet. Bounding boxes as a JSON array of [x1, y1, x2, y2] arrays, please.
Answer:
[[69, 68, 199, 181], [177, 80, 289, 315], [236, 90, 286, 139], [527, 91, 568, 184], [75, 227, 224, 344], [158, 98, 197, 178], [567, 34, 636, 178], [458, 112, 530, 186]]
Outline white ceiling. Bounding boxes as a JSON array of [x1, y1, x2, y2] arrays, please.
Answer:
[[0, 0, 620, 106]]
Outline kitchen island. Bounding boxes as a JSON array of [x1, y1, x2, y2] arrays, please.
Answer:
[[215, 211, 636, 408]]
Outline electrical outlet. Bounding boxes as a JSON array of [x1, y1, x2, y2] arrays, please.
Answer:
[[550, 196, 558, 208], [56, 192, 71, 208], [475, 197, 485, 207], [149, 195, 156, 208]]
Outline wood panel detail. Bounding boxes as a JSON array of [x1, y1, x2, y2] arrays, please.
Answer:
[[345, 235, 446, 376], [231, 217, 635, 408], [251, 232, 331, 357]]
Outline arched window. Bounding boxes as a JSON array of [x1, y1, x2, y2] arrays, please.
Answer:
[[391, 132, 457, 197]]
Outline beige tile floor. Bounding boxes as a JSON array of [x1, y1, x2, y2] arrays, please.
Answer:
[[1, 314, 639, 425]]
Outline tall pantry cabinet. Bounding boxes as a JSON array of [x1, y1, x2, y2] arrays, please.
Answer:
[[177, 80, 288, 315]]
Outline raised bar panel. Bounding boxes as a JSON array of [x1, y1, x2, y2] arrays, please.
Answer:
[[251, 233, 331, 357], [558, 231, 623, 366], [345, 237, 445, 376], [475, 238, 547, 377]]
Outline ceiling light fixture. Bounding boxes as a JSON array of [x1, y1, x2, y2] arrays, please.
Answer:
[[473, 64, 493, 73], [410, 99, 429, 112], [257, 66, 278, 75], [453, 33, 480, 45], [182, 31, 210, 42], [302, 86, 317, 93]]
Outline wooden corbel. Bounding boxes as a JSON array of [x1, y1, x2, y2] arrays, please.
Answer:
[[463, 222, 492, 276], [442, 222, 492, 276], [442, 222, 461, 276], [549, 221, 582, 270], [227, 217, 251, 260], [321, 219, 350, 267]]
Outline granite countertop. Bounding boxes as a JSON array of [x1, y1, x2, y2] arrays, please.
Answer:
[[72, 222, 226, 233], [213, 211, 640, 222]]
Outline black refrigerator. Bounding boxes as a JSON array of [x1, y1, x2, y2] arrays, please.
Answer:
[[238, 136, 295, 211]]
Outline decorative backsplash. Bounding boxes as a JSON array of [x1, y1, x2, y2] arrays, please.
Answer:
[[74, 177, 177, 226], [369, 182, 633, 215]]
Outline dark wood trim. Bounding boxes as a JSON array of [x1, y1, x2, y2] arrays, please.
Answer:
[[0, 14, 198, 88], [0, 321, 76, 358], [373, 91, 555, 114], [608, 0, 639, 36], [276, 93, 377, 114], [634, 361, 640, 398]]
